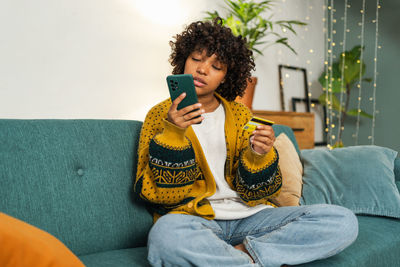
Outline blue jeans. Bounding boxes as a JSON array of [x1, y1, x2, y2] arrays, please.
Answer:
[[147, 204, 358, 267]]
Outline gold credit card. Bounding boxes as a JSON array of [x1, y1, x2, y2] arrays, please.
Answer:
[[243, 116, 275, 132]]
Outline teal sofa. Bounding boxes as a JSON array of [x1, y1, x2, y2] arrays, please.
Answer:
[[1, 119, 399, 266]]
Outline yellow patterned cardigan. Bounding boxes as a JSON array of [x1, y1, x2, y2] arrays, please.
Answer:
[[134, 93, 282, 220]]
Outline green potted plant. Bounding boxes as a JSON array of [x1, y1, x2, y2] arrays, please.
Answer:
[[204, 0, 306, 108], [318, 45, 373, 148]]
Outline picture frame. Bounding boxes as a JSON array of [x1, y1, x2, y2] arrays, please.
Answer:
[[278, 64, 310, 112], [292, 97, 327, 146]]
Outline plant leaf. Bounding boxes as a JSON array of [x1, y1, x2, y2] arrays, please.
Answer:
[[203, 0, 306, 56], [340, 45, 366, 84], [347, 109, 373, 119], [318, 63, 345, 93], [318, 93, 344, 112], [275, 38, 297, 55]]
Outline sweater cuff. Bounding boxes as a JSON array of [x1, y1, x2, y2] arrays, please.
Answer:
[[154, 119, 189, 148], [243, 145, 278, 169]]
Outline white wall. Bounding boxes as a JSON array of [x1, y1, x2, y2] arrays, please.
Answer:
[[0, 0, 323, 121]]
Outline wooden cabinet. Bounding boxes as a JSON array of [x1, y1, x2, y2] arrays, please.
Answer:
[[252, 110, 315, 149]]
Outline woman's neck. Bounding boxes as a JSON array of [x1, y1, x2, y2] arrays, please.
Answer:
[[198, 94, 220, 113]]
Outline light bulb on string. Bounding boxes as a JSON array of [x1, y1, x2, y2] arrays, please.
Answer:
[[371, 0, 381, 145], [354, 0, 366, 145], [337, 0, 349, 146], [323, 0, 334, 147]]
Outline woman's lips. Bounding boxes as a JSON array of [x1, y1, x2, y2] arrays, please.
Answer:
[[193, 77, 207, 87]]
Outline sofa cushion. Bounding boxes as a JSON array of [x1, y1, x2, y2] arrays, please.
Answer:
[[297, 215, 400, 267], [79, 247, 150, 267], [272, 124, 300, 155], [0, 212, 84, 267], [0, 120, 153, 256], [300, 145, 400, 218], [395, 157, 400, 182], [270, 133, 303, 206]]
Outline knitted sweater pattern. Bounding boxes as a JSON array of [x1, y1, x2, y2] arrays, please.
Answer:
[[134, 94, 282, 220]]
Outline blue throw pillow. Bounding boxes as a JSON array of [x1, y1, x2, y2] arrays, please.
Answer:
[[300, 145, 400, 218]]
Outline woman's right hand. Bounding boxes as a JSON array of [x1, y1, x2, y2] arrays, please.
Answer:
[[167, 93, 205, 128]]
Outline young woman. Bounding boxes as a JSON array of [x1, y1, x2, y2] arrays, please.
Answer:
[[135, 19, 358, 267]]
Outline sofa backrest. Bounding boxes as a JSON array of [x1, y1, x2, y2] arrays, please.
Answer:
[[0, 119, 152, 256]]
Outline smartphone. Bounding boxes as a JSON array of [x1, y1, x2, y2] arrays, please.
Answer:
[[167, 74, 201, 123], [167, 74, 199, 111]]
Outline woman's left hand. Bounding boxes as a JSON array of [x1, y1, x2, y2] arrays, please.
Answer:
[[250, 125, 275, 154]]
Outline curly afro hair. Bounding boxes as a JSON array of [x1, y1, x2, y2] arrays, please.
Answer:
[[169, 18, 255, 102]]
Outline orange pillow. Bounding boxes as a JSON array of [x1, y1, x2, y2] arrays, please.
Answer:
[[270, 133, 303, 206], [0, 212, 84, 267]]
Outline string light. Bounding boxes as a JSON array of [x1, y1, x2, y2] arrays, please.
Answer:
[[305, 0, 313, 110], [371, 0, 380, 144], [323, 1, 330, 146], [337, 0, 348, 144], [327, 0, 335, 148], [354, 0, 366, 145]]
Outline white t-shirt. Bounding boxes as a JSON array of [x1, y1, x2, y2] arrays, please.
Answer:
[[192, 103, 272, 220]]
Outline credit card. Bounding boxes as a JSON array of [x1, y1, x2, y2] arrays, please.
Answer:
[[243, 116, 275, 132]]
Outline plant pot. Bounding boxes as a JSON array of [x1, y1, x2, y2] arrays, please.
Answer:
[[235, 77, 257, 110]]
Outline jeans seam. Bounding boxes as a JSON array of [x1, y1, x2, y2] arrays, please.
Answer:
[[200, 222, 224, 240], [243, 239, 261, 266], [230, 211, 310, 240]]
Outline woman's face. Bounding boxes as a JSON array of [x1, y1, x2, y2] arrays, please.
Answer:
[[183, 49, 227, 99]]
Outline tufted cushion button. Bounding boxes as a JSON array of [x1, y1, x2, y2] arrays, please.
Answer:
[[77, 169, 84, 176]]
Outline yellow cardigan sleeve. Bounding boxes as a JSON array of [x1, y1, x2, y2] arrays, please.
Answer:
[[134, 102, 203, 214], [229, 102, 282, 206]]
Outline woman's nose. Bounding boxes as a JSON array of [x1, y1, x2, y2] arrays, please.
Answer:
[[196, 63, 208, 75]]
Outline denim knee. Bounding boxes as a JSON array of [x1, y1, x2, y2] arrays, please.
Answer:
[[334, 205, 358, 241], [148, 214, 182, 252], [314, 204, 358, 245], [147, 214, 184, 265]]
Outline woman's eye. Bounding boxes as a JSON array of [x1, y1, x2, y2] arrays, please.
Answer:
[[212, 65, 222, 70], [192, 57, 200, 61]]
